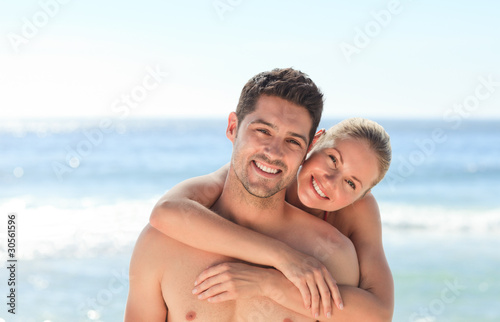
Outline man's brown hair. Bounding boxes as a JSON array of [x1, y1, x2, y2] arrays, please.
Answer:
[[235, 68, 324, 144]]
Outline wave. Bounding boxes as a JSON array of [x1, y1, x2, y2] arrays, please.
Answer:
[[1, 198, 499, 260], [0, 198, 155, 260], [379, 203, 500, 234]]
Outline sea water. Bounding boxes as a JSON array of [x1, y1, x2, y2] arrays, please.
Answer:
[[0, 118, 499, 321]]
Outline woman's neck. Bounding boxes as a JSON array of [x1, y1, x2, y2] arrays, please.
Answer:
[[286, 177, 324, 219]]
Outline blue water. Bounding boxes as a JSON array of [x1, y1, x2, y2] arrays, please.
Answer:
[[0, 118, 499, 321]]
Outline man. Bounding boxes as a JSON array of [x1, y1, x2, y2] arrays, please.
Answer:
[[125, 68, 360, 321]]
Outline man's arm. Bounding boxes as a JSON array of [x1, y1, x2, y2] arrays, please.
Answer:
[[124, 225, 168, 322]]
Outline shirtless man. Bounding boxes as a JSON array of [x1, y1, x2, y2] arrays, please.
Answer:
[[125, 68, 359, 321]]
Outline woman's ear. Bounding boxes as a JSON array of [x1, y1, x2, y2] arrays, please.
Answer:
[[226, 112, 238, 143], [307, 128, 326, 153]]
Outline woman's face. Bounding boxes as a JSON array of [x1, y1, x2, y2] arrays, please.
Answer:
[[296, 138, 379, 212]]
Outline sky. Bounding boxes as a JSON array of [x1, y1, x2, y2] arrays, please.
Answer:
[[0, 0, 499, 120]]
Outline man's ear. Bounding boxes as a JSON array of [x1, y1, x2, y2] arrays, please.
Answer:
[[307, 128, 326, 154], [226, 112, 238, 143]]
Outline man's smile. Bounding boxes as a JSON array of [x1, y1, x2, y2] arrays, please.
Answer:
[[254, 160, 280, 174]]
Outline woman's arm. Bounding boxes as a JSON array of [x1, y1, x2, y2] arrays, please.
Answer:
[[192, 227, 359, 321], [270, 194, 393, 321], [193, 194, 393, 321], [149, 164, 342, 316], [329, 193, 394, 321], [150, 164, 287, 270], [193, 262, 339, 321]]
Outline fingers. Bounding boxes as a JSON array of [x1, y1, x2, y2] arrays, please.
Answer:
[[194, 263, 229, 286], [292, 278, 311, 310], [285, 259, 336, 318], [306, 277, 321, 318], [193, 267, 231, 295], [192, 266, 235, 304], [193, 262, 261, 303], [205, 291, 233, 303], [195, 282, 234, 302], [315, 271, 333, 318], [323, 268, 343, 311], [303, 263, 340, 318]]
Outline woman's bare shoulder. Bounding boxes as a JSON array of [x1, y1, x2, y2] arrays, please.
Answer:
[[339, 192, 380, 220]]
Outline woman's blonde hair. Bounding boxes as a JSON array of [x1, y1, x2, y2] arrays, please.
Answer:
[[310, 117, 392, 188]]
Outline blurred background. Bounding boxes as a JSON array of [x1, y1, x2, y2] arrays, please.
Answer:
[[1, 1, 499, 321]]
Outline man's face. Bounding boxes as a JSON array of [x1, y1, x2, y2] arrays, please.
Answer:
[[227, 95, 313, 198]]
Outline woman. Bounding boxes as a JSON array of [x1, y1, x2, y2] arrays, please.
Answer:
[[150, 117, 393, 320]]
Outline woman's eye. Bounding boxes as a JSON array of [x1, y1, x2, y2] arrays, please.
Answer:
[[329, 155, 337, 164], [346, 180, 356, 190]]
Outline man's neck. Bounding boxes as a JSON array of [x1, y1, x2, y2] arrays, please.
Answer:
[[212, 166, 287, 232]]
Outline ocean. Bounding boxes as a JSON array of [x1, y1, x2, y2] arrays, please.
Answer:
[[0, 118, 499, 321]]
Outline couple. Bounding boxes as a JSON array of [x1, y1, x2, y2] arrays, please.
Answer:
[[125, 68, 394, 321]]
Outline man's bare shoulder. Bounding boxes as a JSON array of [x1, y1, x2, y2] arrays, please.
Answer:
[[135, 224, 170, 249], [283, 203, 360, 286], [131, 224, 180, 269], [284, 202, 345, 240]]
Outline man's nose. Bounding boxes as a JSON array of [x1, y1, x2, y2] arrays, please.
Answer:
[[263, 137, 284, 159]]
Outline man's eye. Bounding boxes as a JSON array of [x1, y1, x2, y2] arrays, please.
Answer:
[[288, 139, 301, 146], [346, 180, 356, 190]]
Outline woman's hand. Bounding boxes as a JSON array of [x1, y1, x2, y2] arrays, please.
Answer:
[[275, 248, 343, 318], [192, 262, 272, 302], [192, 256, 342, 319]]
